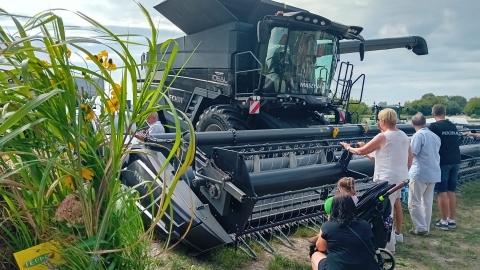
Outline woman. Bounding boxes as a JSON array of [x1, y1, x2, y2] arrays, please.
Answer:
[[339, 108, 412, 253], [311, 194, 377, 270]]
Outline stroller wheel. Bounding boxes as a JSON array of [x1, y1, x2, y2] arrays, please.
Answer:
[[376, 248, 395, 270]]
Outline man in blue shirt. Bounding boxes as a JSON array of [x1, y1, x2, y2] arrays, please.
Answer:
[[408, 112, 441, 235]]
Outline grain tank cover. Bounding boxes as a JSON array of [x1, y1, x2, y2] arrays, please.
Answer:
[[154, 0, 303, 35]]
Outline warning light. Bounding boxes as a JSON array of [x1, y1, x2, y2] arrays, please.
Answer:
[[276, 10, 284, 16]]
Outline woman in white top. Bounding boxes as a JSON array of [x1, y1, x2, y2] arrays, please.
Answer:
[[340, 108, 413, 254]]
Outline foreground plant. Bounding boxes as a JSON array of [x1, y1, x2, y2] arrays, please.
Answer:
[[0, 3, 194, 269]]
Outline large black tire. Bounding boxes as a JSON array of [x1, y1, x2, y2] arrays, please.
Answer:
[[196, 105, 250, 131]]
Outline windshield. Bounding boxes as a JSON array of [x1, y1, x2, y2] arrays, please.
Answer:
[[262, 27, 337, 95]]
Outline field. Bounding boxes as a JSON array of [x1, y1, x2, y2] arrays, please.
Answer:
[[151, 179, 480, 270]]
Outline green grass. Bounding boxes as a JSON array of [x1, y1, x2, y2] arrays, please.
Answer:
[[395, 180, 480, 270], [267, 256, 310, 270]]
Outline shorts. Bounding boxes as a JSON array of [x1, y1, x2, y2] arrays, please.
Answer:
[[318, 258, 327, 270], [435, 164, 460, 193]]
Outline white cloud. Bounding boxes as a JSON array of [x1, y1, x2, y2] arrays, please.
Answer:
[[378, 24, 409, 38]]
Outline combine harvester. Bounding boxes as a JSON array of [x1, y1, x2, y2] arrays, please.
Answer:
[[124, 0, 480, 259]]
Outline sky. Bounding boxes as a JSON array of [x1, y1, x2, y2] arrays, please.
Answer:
[[1, 0, 478, 105]]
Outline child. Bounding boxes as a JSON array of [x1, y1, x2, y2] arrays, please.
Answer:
[[307, 177, 358, 244], [337, 177, 358, 205]]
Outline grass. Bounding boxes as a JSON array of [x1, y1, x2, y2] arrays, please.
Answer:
[[151, 179, 480, 270], [395, 179, 480, 270]]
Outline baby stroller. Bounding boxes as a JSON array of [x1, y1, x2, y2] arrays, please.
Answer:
[[309, 180, 408, 270], [356, 180, 408, 270]]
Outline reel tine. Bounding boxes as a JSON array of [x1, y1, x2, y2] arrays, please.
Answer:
[[237, 237, 258, 259], [273, 227, 296, 250], [255, 232, 276, 254]]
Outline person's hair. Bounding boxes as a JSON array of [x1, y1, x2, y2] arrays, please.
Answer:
[[377, 108, 397, 127], [432, 104, 446, 117], [148, 112, 159, 120], [411, 112, 426, 126], [330, 194, 357, 227], [337, 177, 356, 196]]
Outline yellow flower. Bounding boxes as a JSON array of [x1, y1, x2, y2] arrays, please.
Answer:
[[41, 60, 51, 66], [104, 97, 119, 113], [62, 175, 74, 190], [86, 55, 98, 61], [81, 168, 94, 181], [80, 103, 95, 121], [67, 49, 71, 58], [100, 50, 108, 57], [102, 57, 110, 68], [107, 63, 117, 71], [68, 141, 86, 150]]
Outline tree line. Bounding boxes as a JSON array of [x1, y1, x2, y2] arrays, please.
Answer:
[[348, 94, 480, 121]]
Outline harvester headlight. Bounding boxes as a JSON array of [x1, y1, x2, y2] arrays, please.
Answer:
[[296, 98, 300, 102], [313, 19, 318, 23], [304, 17, 311, 22], [320, 21, 326, 25], [296, 15, 303, 20], [303, 101, 307, 105]]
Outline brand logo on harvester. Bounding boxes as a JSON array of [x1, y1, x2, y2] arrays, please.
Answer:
[[300, 82, 317, 89], [442, 131, 459, 135], [212, 71, 228, 84]]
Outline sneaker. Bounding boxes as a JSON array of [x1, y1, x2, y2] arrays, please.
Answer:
[[394, 232, 404, 243], [409, 228, 429, 236], [435, 220, 449, 230], [448, 220, 457, 229]]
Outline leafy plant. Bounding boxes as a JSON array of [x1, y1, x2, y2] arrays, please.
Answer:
[[0, 3, 194, 269]]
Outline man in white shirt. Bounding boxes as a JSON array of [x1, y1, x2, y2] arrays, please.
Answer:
[[135, 112, 165, 141]]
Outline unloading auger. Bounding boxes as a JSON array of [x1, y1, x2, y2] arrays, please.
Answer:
[[121, 124, 480, 257]]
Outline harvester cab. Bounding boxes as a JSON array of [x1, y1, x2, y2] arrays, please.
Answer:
[[253, 10, 366, 124]]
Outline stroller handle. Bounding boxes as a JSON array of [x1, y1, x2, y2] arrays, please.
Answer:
[[382, 179, 409, 199]]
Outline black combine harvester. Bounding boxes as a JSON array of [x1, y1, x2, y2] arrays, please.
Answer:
[[124, 0, 480, 261], [140, 0, 428, 132]]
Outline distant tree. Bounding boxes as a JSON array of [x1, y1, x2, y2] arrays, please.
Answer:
[[446, 100, 462, 115], [348, 100, 370, 123], [377, 101, 388, 107], [464, 97, 480, 116], [448, 95, 467, 109]]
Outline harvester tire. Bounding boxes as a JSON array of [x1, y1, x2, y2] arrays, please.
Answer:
[[196, 105, 250, 131]]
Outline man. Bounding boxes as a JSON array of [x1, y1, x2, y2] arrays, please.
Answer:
[[135, 112, 165, 141], [429, 104, 461, 230], [408, 112, 441, 235]]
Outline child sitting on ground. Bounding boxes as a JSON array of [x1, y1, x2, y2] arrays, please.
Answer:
[[307, 177, 358, 244]]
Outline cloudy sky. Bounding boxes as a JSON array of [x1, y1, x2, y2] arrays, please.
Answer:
[[1, 0, 478, 105]]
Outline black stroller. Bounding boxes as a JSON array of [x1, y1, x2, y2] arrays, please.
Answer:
[[309, 180, 408, 270], [355, 180, 408, 270]]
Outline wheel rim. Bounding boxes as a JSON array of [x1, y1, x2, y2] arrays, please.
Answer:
[[205, 124, 223, 132], [377, 248, 395, 270]]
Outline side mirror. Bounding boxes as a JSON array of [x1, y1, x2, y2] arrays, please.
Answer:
[[257, 21, 271, 44], [359, 42, 365, 61]]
